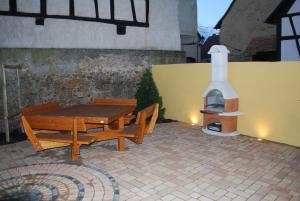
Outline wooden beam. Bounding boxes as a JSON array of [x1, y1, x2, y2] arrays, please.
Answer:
[[70, 0, 75, 17], [9, 0, 17, 14], [94, 0, 99, 18], [110, 0, 114, 20], [130, 0, 137, 22]]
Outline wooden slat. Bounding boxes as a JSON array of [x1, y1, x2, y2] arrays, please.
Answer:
[[21, 102, 60, 115], [25, 115, 87, 131], [122, 103, 159, 144], [41, 105, 135, 124], [84, 131, 121, 140], [21, 115, 43, 151], [39, 141, 70, 150], [91, 98, 137, 106], [145, 104, 159, 134], [36, 133, 95, 144]]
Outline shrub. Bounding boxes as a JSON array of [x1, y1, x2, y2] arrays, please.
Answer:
[[135, 69, 165, 122]]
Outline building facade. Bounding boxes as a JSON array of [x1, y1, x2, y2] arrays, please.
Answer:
[[215, 0, 282, 61], [0, 0, 196, 132]]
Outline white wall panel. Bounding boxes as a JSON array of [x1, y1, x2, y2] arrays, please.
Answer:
[[75, 0, 96, 18], [17, 0, 40, 13], [288, 0, 300, 14], [98, 0, 111, 19], [293, 16, 300, 35], [282, 17, 294, 36], [0, 0, 9, 11], [115, 0, 133, 21], [281, 40, 300, 61], [134, 0, 146, 22], [47, 0, 69, 15]]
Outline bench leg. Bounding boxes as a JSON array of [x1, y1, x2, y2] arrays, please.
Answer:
[[118, 137, 125, 151]]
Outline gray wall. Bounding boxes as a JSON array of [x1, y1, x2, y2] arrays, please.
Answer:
[[0, 0, 187, 133]]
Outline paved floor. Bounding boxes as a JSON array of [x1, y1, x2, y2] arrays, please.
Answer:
[[0, 122, 299, 201]]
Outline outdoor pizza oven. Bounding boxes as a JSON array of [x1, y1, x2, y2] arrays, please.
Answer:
[[200, 45, 242, 136]]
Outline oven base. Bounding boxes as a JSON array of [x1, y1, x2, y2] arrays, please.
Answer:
[[202, 128, 240, 136]]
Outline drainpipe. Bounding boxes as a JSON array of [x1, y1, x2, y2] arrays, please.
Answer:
[[2, 64, 10, 142]]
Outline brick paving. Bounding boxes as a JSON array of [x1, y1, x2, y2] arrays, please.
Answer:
[[0, 122, 299, 201]]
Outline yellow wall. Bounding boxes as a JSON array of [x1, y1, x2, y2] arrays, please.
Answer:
[[152, 62, 300, 147]]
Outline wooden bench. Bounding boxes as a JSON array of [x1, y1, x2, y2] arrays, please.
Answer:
[[118, 103, 159, 144], [21, 115, 95, 160]]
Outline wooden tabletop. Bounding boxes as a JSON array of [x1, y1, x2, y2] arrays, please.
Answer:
[[40, 105, 135, 124]]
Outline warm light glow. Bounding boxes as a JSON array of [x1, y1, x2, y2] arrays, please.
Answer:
[[100, 120, 104, 123], [190, 115, 199, 125], [256, 122, 270, 138], [257, 138, 262, 141]]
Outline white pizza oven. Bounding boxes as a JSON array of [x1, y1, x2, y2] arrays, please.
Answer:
[[200, 45, 242, 136]]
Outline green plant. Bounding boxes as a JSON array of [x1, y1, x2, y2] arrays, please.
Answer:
[[135, 69, 165, 122]]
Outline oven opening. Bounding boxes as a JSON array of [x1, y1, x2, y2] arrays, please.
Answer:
[[206, 89, 224, 113]]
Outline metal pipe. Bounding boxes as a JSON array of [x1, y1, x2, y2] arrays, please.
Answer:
[[2, 64, 10, 142], [16, 69, 21, 110]]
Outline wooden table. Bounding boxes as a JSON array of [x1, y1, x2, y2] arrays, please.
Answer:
[[40, 104, 135, 129], [38, 104, 136, 151]]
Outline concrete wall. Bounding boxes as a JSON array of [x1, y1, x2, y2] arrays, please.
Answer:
[[219, 0, 281, 55], [178, 0, 197, 36], [0, 48, 185, 132], [153, 62, 300, 147], [0, 0, 181, 50]]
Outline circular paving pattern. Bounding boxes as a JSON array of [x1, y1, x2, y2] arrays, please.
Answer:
[[0, 163, 119, 201]]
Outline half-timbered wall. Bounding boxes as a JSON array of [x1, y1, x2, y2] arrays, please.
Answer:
[[0, 0, 190, 133], [281, 0, 300, 60], [0, 0, 181, 50]]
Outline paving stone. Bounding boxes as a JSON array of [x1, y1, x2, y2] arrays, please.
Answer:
[[0, 122, 299, 201]]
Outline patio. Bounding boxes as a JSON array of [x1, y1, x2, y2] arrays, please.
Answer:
[[0, 122, 299, 201]]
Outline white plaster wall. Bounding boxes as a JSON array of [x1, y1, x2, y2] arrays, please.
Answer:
[[0, 0, 181, 50], [281, 40, 300, 61], [288, 0, 300, 14], [281, 17, 294, 36]]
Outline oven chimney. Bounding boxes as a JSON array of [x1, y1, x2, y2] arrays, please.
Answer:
[[210, 45, 229, 82], [203, 45, 238, 99]]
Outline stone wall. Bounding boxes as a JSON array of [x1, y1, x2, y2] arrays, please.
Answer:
[[0, 48, 185, 132]]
